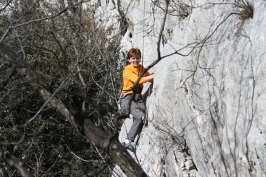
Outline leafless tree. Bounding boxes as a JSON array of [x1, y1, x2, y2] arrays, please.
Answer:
[[0, 0, 146, 176]]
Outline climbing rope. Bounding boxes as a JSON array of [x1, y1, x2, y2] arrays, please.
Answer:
[[142, 0, 145, 66]]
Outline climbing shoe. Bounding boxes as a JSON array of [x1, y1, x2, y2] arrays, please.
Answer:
[[122, 141, 135, 152]]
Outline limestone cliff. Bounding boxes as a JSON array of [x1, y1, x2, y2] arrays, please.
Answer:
[[96, 0, 266, 176]]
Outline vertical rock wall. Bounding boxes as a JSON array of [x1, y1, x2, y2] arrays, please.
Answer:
[[97, 0, 266, 176]]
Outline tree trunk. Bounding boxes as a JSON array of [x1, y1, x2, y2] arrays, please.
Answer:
[[84, 119, 147, 177], [0, 42, 147, 177]]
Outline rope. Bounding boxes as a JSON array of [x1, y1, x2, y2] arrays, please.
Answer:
[[142, 0, 145, 66]]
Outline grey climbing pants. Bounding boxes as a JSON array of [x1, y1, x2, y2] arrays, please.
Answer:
[[120, 94, 145, 142]]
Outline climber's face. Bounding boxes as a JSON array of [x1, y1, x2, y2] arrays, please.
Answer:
[[128, 55, 141, 67]]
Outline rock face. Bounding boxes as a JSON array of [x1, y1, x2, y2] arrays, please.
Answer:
[[97, 0, 266, 176]]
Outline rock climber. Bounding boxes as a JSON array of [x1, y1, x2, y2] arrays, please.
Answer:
[[120, 48, 154, 152]]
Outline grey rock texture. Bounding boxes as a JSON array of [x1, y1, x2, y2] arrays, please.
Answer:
[[96, 0, 266, 176]]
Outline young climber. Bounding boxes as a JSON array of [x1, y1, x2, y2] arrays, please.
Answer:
[[120, 48, 154, 152]]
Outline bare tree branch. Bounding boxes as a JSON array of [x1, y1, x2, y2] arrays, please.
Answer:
[[0, 41, 147, 177], [0, 149, 34, 177]]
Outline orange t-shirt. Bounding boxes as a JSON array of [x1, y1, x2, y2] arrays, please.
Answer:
[[122, 64, 151, 94]]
